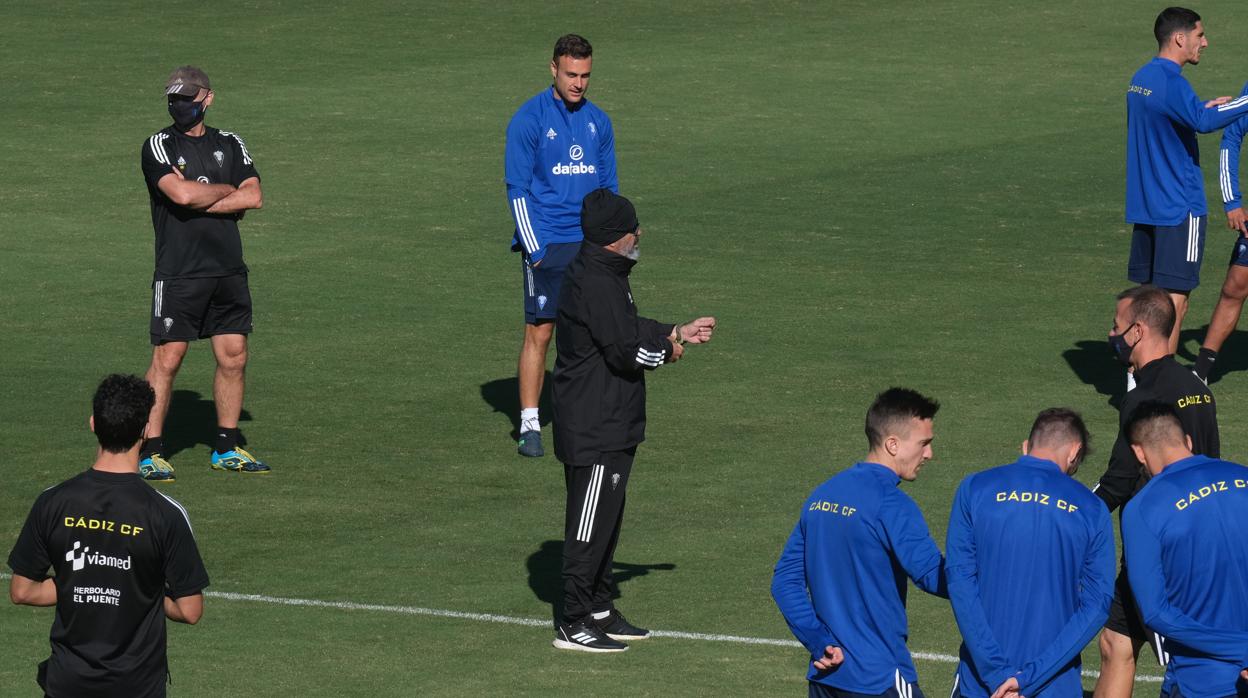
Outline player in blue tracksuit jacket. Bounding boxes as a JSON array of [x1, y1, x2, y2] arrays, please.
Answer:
[[1122, 401, 1248, 698], [1193, 82, 1248, 381], [1125, 8, 1248, 354], [772, 388, 946, 698], [946, 409, 1115, 698], [503, 34, 619, 458]]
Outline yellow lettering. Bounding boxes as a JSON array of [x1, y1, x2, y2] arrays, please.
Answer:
[[1021, 492, 1034, 503], [1008, 492, 1020, 502], [1039, 494, 1050, 505], [1217, 481, 1228, 492], [131, 526, 143, 536], [996, 492, 1006, 502], [1236, 479, 1247, 489], [1176, 499, 1188, 511]]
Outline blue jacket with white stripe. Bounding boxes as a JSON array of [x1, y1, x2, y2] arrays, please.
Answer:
[[1218, 82, 1248, 212], [1125, 57, 1248, 226], [946, 456, 1115, 698], [772, 462, 947, 693], [505, 88, 617, 265], [1123, 454, 1248, 698]]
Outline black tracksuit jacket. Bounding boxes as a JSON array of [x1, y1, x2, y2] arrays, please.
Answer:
[[552, 243, 676, 467], [1095, 355, 1220, 512]]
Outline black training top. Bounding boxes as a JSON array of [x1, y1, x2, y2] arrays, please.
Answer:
[[141, 125, 259, 281], [7, 469, 209, 698], [552, 243, 677, 466], [1095, 355, 1221, 512]]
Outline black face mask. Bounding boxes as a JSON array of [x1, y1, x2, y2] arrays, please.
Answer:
[[1108, 322, 1139, 366], [168, 98, 206, 131]]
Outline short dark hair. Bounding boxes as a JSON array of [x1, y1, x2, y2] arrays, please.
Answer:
[[553, 34, 593, 62], [1155, 7, 1201, 48], [865, 388, 940, 449], [1126, 400, 1187, 449], [92, 374, 155, 453], [1117, 285, 1176, 337], [1028, 408, 1091, 462]]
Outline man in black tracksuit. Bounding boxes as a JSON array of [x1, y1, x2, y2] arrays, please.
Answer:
[[1093, 284, 1220, 696], [550, 188, 716, 653]]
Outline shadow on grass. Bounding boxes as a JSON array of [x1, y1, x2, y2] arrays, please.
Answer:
[[480, 373, 552, 442], [162, 389, 253, 458], [526, 539, 677, 625], [1064, 327, 1248, 404]]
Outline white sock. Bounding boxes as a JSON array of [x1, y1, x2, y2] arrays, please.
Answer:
[[1126, 371, 1137, 392], [592, 610, 611, 620], [520, 408, 540, 433]]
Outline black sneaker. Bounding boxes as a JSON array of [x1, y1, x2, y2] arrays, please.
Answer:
[[593, 609, 650, 640], [552, 620, 628, 653], [517, 430, 544, 457]]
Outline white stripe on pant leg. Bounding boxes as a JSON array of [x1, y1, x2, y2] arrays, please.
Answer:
[[154, 281, 163, 317], [950, 673, 959, 698], [580, 465, 605, 542], [575, 465, 600, 542], [1188, 215, 1196, 263], [895, 669, 904, 698], [576, 465, 603, 542]]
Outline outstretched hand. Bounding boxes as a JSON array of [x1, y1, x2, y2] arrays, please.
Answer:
[[811, 645, 843, 671], [990, 677, 1020, 698], [1206, 96, 1233, 108], [679, 316, 717, 344]]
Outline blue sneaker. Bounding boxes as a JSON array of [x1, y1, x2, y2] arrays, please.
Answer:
[[140, 454, 175, 482], [517, 430, 544, 457], [210, 447, 271, 474]]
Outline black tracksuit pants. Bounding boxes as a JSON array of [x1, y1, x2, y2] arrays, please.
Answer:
[[561, 448, 635, 624]]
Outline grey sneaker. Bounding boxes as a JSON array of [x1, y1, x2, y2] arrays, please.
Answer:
[[517, 430, 544, 457]]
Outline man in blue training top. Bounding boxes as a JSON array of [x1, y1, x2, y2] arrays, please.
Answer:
[[504, 34, 618, 457], [1122, 401, 1248, 697], [772, 388, 947, 698], [1124, 7, 1248, 361], [1194, 82, 1248, 382], [946, 409, 1115, 698]]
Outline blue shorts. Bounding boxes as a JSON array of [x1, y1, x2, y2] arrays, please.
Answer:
[[1228, 234, 1248, 267], [1128, 214, 1206, 291], [521, 242, 581, 324], [808, 680, 925, 698]]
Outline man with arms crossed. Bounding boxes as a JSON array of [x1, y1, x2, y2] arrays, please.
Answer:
[[946, 409, 1115, 698], [1194, 82, 1248, 382], [1125, 7, 1248, 366], [1095, 285, 1220, 696], [506, 34, 618, 457], [1122, 402, 1248, 697], [139, 65, 268, 481], [8, 374, 208, 697], [772, 388, 947, 698]]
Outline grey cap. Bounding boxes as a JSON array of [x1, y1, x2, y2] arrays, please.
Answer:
[[165, 66, 210, 97]]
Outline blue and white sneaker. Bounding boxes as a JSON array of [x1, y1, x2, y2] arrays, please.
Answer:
[[210, 447, 271, 474], [518, 430, 544, 458], [140, 454, 176, 483]]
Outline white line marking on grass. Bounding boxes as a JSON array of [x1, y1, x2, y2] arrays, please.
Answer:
[[0, 574, 1162, 683]]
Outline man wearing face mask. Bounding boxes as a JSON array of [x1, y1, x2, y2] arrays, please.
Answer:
[[550, 189, 715, 652], [1093, 284, 1219, 697], [137, 66, 268, 481]]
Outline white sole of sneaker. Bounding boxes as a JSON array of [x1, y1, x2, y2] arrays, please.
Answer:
[[552, 638, 628, 653], [605, 633, 649, 641]]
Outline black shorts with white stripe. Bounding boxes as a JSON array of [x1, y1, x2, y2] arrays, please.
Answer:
[[150, 273, 253, 345]]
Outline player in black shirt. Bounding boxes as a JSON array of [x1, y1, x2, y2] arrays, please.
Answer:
[[8, 374, 209, 698], [1092, 284, 1220, 698], [137, 65, 269, 481]]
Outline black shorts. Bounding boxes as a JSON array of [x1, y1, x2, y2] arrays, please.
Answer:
[[151, 274, 253, 345], [1127, 214, 1206, 291], [1105, 565, 1166, 664]]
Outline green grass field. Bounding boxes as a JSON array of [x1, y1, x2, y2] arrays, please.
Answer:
[[4, 1, 1248, 694]]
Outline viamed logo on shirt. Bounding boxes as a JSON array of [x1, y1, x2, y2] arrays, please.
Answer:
[[65, 541, 132, 572]]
